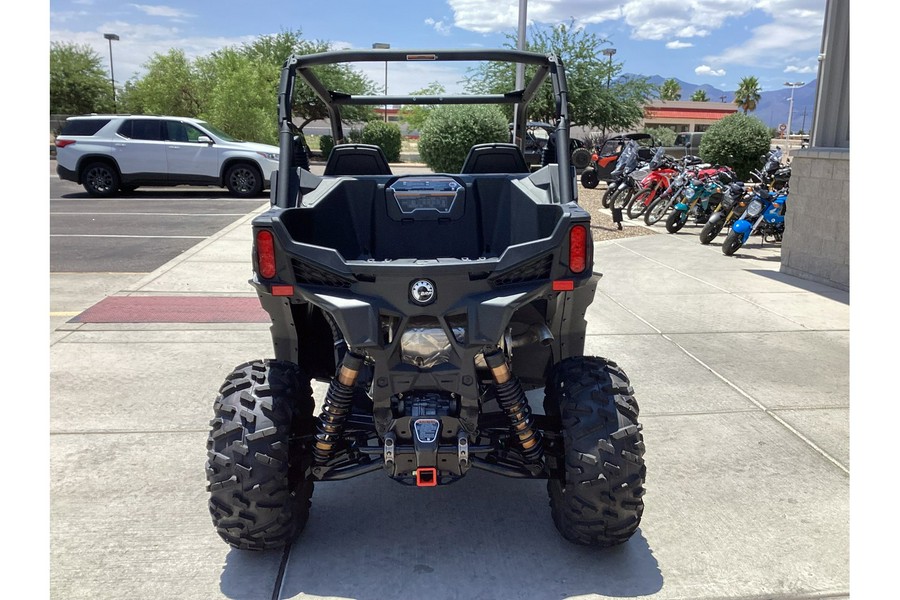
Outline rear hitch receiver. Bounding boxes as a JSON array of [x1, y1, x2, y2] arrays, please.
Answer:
[[415, 467, 438, 487]]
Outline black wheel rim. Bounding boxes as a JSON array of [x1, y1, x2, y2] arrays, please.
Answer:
[[229, 167, 257, 193], [86, 167, 114, 193]]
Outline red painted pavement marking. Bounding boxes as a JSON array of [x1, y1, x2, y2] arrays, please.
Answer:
[[73, 296, 270, 323]]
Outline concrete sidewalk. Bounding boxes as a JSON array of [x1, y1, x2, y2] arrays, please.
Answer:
[[49, 198, 849, 599]]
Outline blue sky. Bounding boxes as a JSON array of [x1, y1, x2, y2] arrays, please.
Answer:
[[49, 0, 830, 97]]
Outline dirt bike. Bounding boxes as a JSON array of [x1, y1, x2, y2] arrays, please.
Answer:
[[642, 156, 706, 226], [626, 149, 678, 219]]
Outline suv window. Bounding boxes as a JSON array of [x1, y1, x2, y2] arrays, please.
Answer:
[[60, 119, 110, 136], [118, 119, 163, 141], [165, 121, 206, 143]]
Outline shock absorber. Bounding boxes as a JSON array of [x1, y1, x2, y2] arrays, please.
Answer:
[[483, 348, 544, 467], [313, 352, 365, 466]]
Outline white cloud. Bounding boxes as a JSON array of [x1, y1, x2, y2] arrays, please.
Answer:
[[447, 0, 620, 34], [425, 18, 452, 35], [785, 64, 816, 74], [50, 22, 256, 82], [131, 5, 193, 19], [695, 65, 726, 77], [666, 40, 693, 49]]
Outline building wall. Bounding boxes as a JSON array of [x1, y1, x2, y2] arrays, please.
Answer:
[[780, 149, 849, 290], [779, 0, 849, 291]]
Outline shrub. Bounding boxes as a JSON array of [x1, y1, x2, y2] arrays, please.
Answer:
[[699, 113, 772, 180], [319, 134, 335, 159], [361, 121, 402, 162], [418, 105, 509, 173]]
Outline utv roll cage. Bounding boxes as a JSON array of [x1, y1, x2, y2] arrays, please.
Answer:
[[274, 49, 573, 207]]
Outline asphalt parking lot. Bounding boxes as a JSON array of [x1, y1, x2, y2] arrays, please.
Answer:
[[47, 160, 851, 600]]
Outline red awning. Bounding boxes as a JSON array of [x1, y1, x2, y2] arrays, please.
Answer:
[[645, 108, 737, 120]]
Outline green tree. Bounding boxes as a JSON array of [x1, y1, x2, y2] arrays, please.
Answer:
[[418, 105, 508, 172], [660, 78, 682, 101], [464, 22, 655, 132], [643, 126, 676, 146], [699, 113, 771, 179], [196, 49, 276, 143], [119, 49, 201, 116], [733, 76, 762, 114], [398, 81, 446, 132], [50, 42, 114, 114], [691, 89, 710, 102], [238, 30, 377, 130]]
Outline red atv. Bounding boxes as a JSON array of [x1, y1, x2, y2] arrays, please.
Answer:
[[580, 133, 658, 189]]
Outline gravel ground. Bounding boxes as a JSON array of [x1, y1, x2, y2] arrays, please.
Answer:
[[576, 184, 659, 243]]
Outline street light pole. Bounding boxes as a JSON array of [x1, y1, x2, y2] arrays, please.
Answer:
[[602, 47, 617, 89], [601, 48, 616, 139], [104, 33, 119, 112], [784, 81, 804, 138], [372, 43, 390, 122]]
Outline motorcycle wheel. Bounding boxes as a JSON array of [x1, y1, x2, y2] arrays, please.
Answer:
[[699, 218, 725, 245], [628, 188, 656, 220], [665, 210, 687, 234], [611, 186, 634, 211], [601, 184, 616, 208], [581, 169, 599, 189], [644, 196, 672, 226], [722, 229, 743, 256]]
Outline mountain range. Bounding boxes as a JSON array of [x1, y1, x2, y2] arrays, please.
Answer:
[[632, 75, 817, 132]]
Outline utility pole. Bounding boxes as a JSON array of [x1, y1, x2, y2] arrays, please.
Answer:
[[784, 81, 804, 136], [103, 33, 119, 112]]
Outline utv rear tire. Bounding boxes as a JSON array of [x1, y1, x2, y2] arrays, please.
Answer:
[[544, 357, 646, 547], [206, 359, 316, 551], [581, 168, 599, 189]]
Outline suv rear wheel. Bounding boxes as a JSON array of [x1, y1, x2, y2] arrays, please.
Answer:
[[225, 163, 263, 197], [82, 161, 120, 197]]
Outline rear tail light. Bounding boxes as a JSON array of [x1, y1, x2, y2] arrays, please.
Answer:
[[256, 229, 277, 279], [568, 224, 587, 274], [55, 139, 76, 148]]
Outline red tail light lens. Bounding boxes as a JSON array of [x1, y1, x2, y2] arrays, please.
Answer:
[[569, 224, 587, 274], [55, 139, 76, 148], [256, 229, 277, 279]]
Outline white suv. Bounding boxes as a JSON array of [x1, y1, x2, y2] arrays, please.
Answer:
[[55, 115, 281, 198]]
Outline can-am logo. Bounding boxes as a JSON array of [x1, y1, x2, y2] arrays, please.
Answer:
[[410, 279, 435, 305]]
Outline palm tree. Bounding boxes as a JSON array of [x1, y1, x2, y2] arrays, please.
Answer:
[[660, 78, 682, 101], [691, 89, 709, 102], [733, 76, 762, 113]]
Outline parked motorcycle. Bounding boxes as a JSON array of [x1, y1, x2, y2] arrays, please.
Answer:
[[664, 166, 736, 233], [642, 156, 705, 226], [704, 148, 791, 245], [722, 187, 788, 256], [603, 140, 642, 209], [698, 181, 748, 244], [626, 148, 677, 219]]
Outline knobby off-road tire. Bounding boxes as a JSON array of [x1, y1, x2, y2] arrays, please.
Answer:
[[543, 356, 646, 547], [581, 168, 599, 189], [206, 359, 316, 551], [644, 195, 672, 226], [627, 188, 655, 220]]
